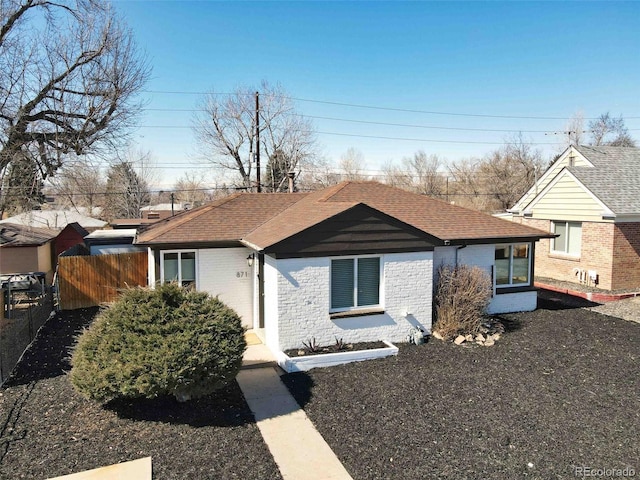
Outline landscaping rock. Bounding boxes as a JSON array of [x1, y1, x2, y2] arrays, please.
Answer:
[[475, 333, 485, 342], [432, 331, 444, 341], [465, 334, 473, 342], [484, 338, 495, 347], [454, 335, 466, 345]]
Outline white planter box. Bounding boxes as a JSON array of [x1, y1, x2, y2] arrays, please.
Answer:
[[276, 341, 399, 373]]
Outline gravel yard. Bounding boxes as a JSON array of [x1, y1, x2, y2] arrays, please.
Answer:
[[282, 298, 640, 480], [0, 308, 281, 480]]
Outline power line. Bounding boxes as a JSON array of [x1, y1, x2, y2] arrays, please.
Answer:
[[141, 89, 640, 120], [315, 131, 562, 146], [145, 108, 623, 133]]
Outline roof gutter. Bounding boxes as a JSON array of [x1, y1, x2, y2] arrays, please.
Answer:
[[240, 239, 264, 253]]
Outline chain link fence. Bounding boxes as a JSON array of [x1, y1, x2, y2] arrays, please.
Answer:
[[1, 289, 53, 385]]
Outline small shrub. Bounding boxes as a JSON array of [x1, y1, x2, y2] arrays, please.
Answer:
[[70, 283, 246, 403], [334, 337, 347, 351], [434, 264, 493, 341], [302, 337, 321, 353]]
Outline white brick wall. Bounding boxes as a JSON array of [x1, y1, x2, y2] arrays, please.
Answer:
[[197, 248, 254, 328], [433, 244, 537, 314], [266, 252, 434, 351], [488, 290, 537, 314]]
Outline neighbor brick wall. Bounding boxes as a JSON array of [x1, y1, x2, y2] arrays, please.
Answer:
[[520, 218, 616, 290], [611, 223, 640, 291], [268, 252, 434, 351]]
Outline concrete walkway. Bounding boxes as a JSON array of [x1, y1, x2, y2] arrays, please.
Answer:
[[238, 343, 353, 480]]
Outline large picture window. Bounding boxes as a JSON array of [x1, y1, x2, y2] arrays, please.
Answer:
[[552, 221, 581, 256], [161, 251, 196, 288], [495, 243, 531, 288], [331, 256, 381, 311]]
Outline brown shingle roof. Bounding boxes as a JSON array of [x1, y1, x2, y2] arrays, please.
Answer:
[[0, 223, 58, 247], [136, 192, 309, 245], [136, 181, 550, 248]]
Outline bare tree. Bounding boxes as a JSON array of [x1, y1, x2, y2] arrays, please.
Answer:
[[383, 151, 445, 197], [46, 155, 105, 215], [448, 158, 487, 210], [563, 111, 586, 147], [0, 0, 149, 208], [338, 148, 368, 181], [193, 81, 317, 191], [588, 113, 636, 147], [449, 134, 545, 212], [173, 171, 211, 207], [296, 156, 342, 191]]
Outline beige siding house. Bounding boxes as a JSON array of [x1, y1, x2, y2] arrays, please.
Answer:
[[508, 145, 640, 291], [0, 223, 57, 283]]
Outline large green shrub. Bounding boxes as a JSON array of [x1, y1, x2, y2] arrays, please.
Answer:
[[70, 283, 246, 403], [434, 264, 493, 340]]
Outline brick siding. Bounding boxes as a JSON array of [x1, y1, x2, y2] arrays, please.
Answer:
[[520, 218, 640, 291], [612, 223, 640, 290], [267, 252, 434, 351]]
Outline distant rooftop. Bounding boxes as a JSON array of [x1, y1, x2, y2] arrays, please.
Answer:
[[0, 223, 58, 247], [85, 229, 137, 240], [0, 210, 107, 230]]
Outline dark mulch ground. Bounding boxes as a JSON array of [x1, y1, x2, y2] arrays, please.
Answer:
[[282, 297, 640, 480], [0, 308, 281, 480]]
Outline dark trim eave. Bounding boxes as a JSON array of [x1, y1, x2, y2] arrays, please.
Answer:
[[266, 245, 437, 259], [446, 235, 554, 245]]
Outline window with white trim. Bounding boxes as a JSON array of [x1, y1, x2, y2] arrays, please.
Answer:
[[551, 221, 581, 256], [495, 243, 531, 287], [161, 251, 196, 288], [330, 256, 381, 312]]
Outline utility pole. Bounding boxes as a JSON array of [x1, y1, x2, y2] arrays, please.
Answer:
[[170, 192, 175, 215], [255, 91, 261, 193]]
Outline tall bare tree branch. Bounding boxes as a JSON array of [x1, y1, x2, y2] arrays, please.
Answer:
[[193, 81, 317, 191], [0, 0, 150, 202]]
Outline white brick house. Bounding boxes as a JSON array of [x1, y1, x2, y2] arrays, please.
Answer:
[[136, 181, 550, 353]]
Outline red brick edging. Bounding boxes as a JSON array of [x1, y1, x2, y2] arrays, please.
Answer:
[[535, 282, 640, 303]]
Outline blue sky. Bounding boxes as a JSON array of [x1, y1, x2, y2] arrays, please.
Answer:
[[113, 1, 640, 187]]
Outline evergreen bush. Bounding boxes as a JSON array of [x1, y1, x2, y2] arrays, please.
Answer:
[[70, 283, 246, 403]]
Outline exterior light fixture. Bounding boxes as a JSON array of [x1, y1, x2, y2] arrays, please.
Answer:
[[246, 253, 255, 267]]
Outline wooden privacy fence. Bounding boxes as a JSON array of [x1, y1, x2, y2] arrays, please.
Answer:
[[57, 252, 148, 310]]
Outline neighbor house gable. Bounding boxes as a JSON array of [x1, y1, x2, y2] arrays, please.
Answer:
[[510, 145, 594, 214], [526, 169, 614, 222], [510, 145, 640, 219]]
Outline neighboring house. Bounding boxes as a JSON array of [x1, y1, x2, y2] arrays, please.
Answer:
[[140, 203, 189, 221], [85, 229, 146, 255], [110, 218, 162, 230], [0, 210, 106, 231], [54, 222, 89, 257], [0, 223, 57, 283], [508, 145, 640, 291], [135, 181, 551, 352]]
